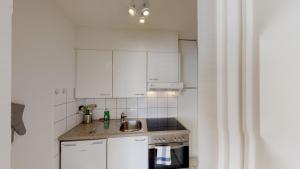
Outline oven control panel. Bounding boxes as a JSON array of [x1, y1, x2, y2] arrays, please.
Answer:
[[149, 134, 189, 144]]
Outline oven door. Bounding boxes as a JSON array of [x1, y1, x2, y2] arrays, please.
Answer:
[[148, 142, 189, 169]]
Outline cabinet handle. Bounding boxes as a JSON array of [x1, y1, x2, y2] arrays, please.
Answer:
[[100, 93, 110, 96], [63, 144, 76, 147], [135, 139, 146, 142], [92, 141, 103, 145], [135, 94, 145, 96], [149, 78, 159, 81]]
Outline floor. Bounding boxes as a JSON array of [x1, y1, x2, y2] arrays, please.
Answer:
[[189, 157, 198, 169]]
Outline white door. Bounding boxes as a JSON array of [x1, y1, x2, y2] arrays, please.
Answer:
[[147, 52, 179, 83], [61, 139, 107, 169], [108, 136, 148, 169], [179, 40, 198, 88], [113, 51, 147, 98], [76, 50, 113, 98]]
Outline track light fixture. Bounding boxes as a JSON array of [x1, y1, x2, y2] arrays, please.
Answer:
[[128, 6, 136, 16], [142, 7, 150, 16], [128, 0, 150, 24], [139, 16, 145, 24]]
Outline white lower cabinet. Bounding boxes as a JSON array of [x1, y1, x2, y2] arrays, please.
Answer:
[[61, 139, 107, 169], [108, 136, 148, 169]]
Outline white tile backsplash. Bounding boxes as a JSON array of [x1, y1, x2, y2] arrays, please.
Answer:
[[147, 108, 158, 118], [127, 98, 137, 109], [93, 109, 104, 120], [147, 97, 157, 108], [54, 120, 66, 138], [158, 98, 168, 107], [54, 104, 67, 122], [110, 109, 117, 119], [137, 98, 147, 108], [105, 98, 116, 108], [158, 108, 168, 117], [138, 108, 147, 118], [168, 107, 178, 117], [127, 108, 138, 118], [85, 98, 95, 105], [67, 88, 76, 102], [117, 108, 127, 118], [67, 101, 78, 116], [66, 114, 78, 130], [168, 97, 178, 108], [79, 94, 178, 119], [94, 99, 105, 109], [117, 98, 127, 109]]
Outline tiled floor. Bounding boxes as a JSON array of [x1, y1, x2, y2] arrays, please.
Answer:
[[189, 157, 198, 169]]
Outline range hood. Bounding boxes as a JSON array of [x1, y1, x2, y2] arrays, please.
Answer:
[[147, 82, 184, 92]]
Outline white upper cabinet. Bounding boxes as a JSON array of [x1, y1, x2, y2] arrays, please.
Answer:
[[76, 50, 112, 98], [179, 40, 198, 88], [147, 52, 179, 83], [113, 51, 147, 98]]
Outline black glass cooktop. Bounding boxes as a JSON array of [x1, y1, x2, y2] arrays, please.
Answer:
[[146, 118, 187, 131]]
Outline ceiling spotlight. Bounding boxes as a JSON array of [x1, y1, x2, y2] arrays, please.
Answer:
[[142, 8, 150, 16], [139, 17, 145, 24], [128, 7, 136, 16]]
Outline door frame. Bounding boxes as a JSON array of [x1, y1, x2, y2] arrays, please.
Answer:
[[0, 0, 13, 168]]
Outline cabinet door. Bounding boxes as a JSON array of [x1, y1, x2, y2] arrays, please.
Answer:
[[61, 139, 107, 169], [108, 136, 148, 169], [113, 51, 147, 98], [179, 40, 198, 88], [148, 52, 179, 83], [76, 50, 112, 98]]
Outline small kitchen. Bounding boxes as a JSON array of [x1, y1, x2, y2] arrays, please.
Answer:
[[11, 0, 198, 169]]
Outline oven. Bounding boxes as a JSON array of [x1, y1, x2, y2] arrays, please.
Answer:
[[148, 134, 189, 169]]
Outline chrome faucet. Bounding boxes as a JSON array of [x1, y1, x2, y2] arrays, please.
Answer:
[[121, 112, 127, 123]]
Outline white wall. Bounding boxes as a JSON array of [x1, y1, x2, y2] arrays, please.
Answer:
[[0, 0, 12, 169], [11, 0, 75, 169], [197, 0, 218, 168], [76, 27, 178, 53], [252, 0, 300, 168]]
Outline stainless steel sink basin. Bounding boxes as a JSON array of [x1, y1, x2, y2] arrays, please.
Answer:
[[120, 120, 142, 132]]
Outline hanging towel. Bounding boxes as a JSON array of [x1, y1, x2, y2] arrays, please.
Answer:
[[156, 146, 171, 165], [11, 103, 26, 142]]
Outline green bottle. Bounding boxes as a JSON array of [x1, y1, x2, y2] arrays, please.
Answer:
[[104, 109, 110, 121]]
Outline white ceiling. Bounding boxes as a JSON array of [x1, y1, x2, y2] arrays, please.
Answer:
[[51, 0, 197, 39]]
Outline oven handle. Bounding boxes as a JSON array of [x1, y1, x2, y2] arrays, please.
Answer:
[[148, 142, 189, 149]]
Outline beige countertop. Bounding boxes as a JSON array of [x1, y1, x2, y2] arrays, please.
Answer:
[[58, 119, 190, 141]]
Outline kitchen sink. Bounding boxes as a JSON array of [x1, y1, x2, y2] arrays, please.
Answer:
[[120, 120, 142, 132]]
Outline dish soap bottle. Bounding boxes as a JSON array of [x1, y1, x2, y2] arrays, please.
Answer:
[[104, 109, 110, 121]]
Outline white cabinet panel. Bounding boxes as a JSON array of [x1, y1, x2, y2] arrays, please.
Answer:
[[179, 40, 198, 88], [178, 89, 198, 157], [148, 52, 179, 83], [61, 139, 106, 169], [76, 50, 112, 98], [113, 51, 147, 98], [108, 136, 148, 169]]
